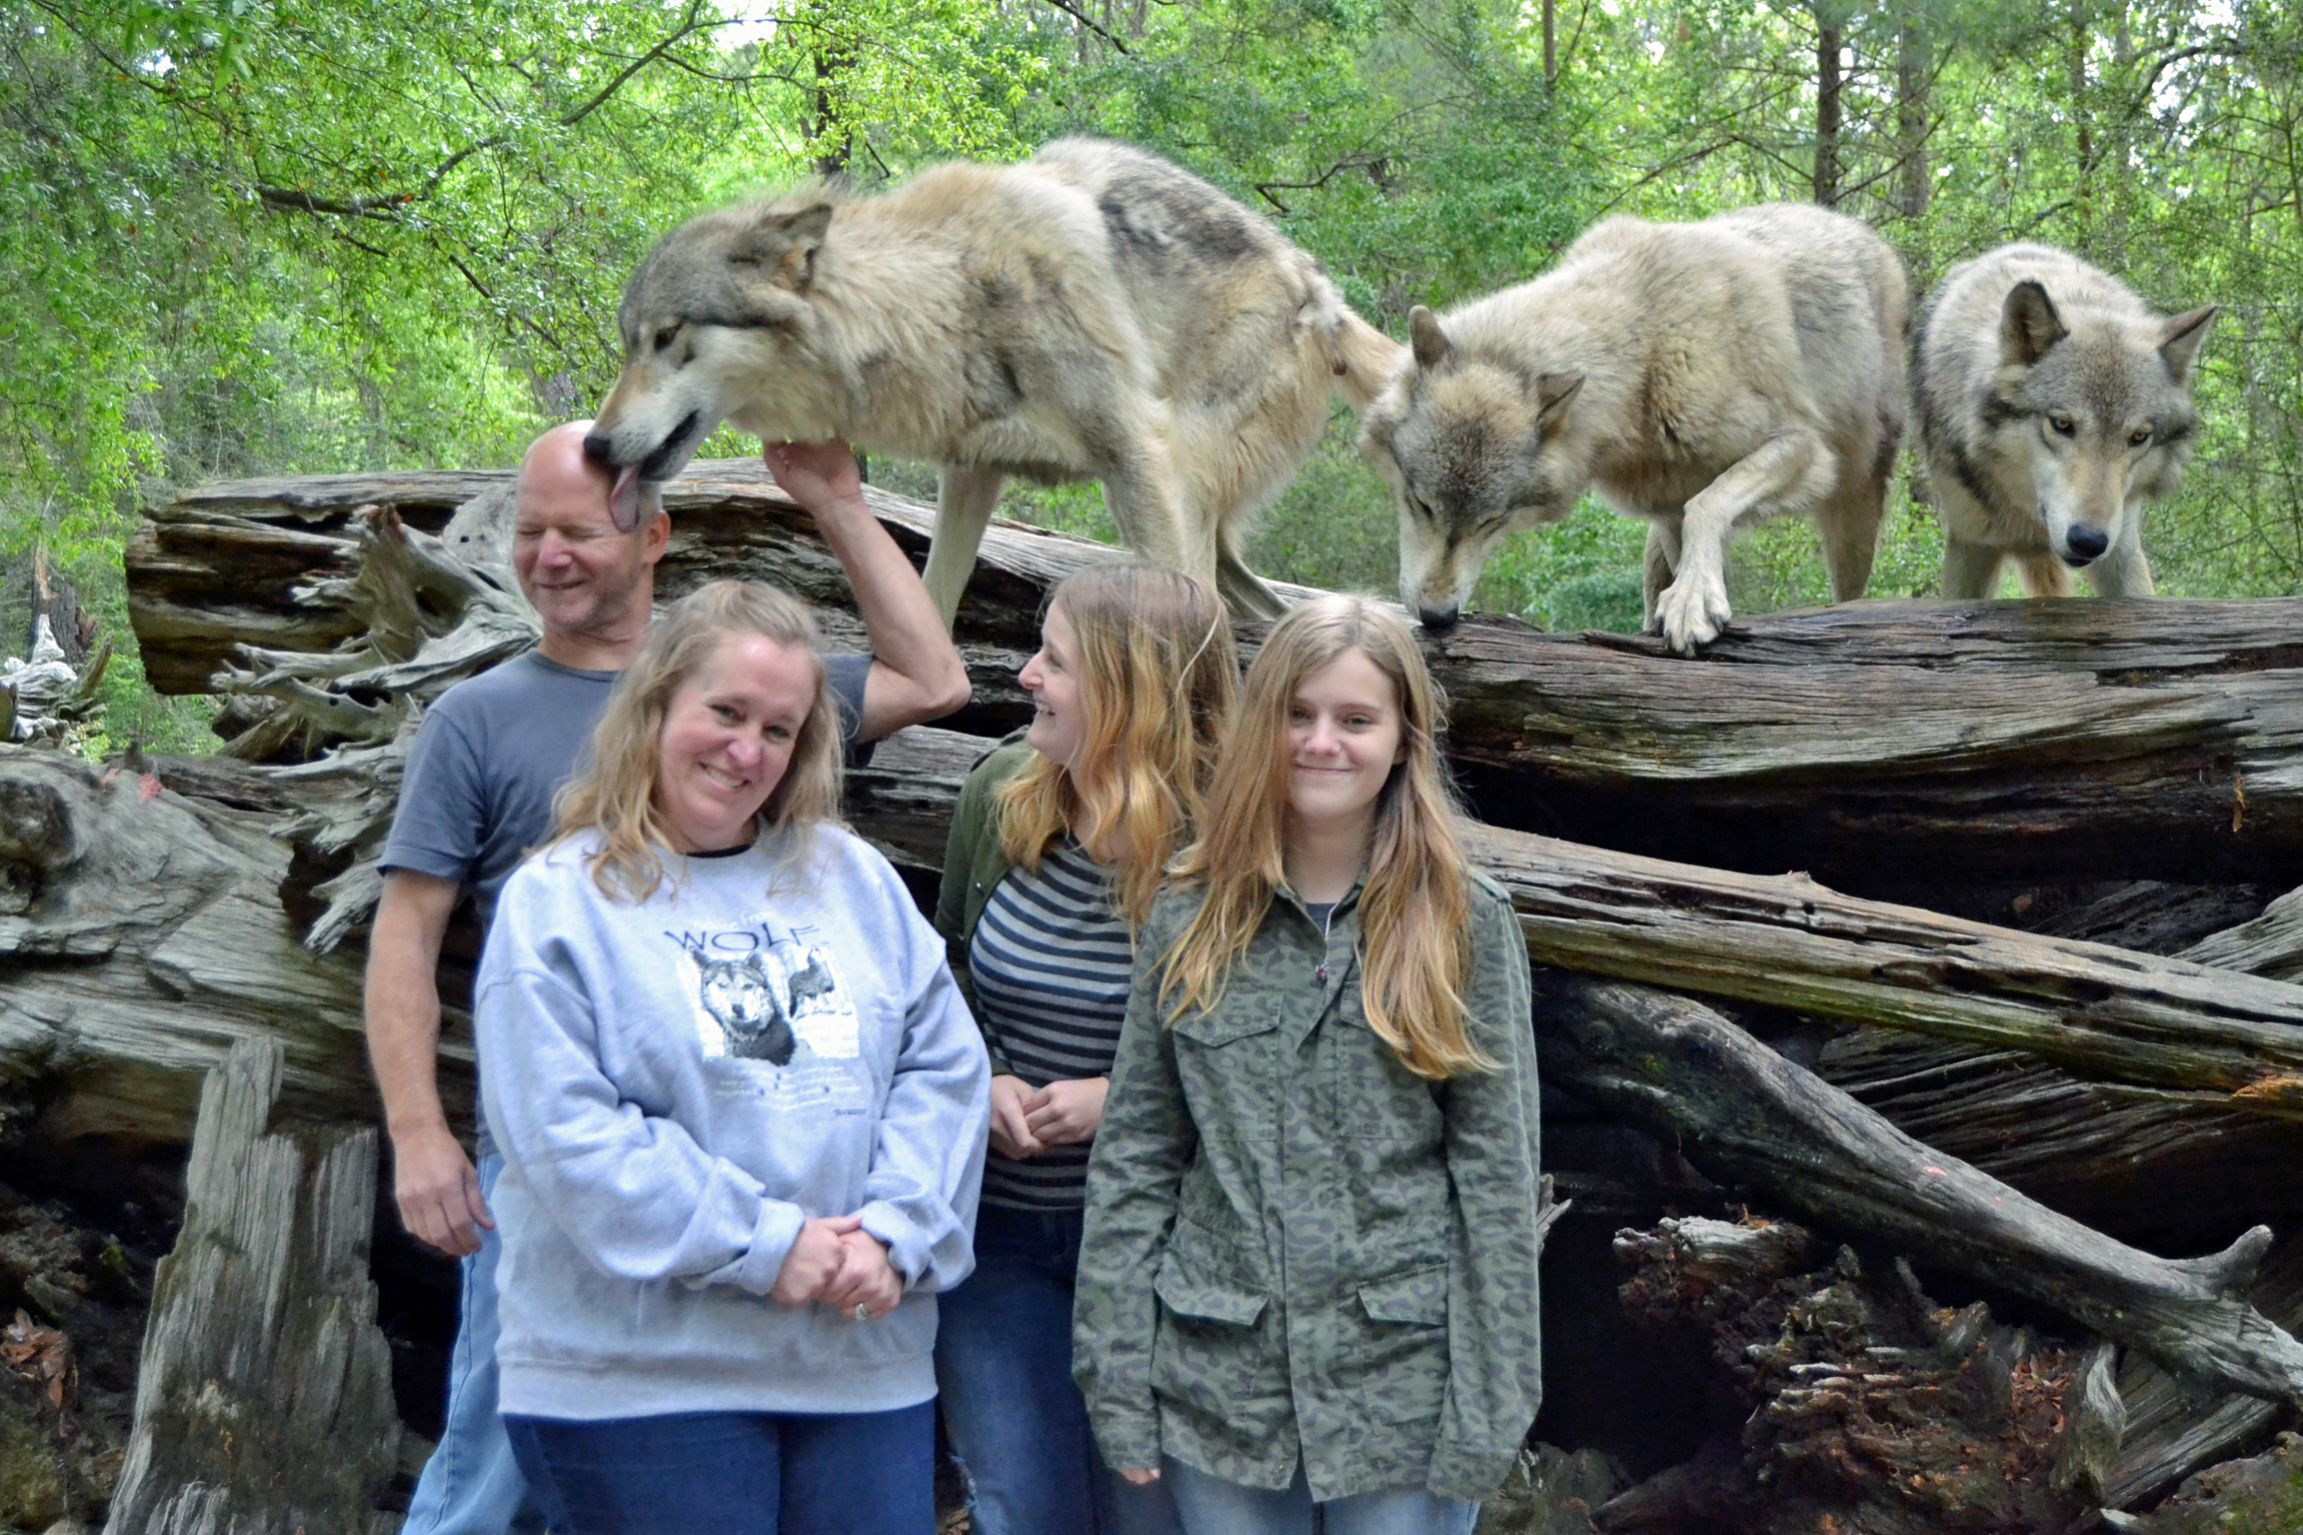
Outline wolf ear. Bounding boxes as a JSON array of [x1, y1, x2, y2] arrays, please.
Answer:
[[731, 203, 834, 291], [1534, 371, 1583, 430], [1999, 280, 2067, 366], [1409, 306, 1451, 371], [2159, 304, 2218, 385]]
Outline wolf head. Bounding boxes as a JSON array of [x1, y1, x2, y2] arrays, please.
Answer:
[[584, 198, 843, 529], [1359, 307, 1585, 628], [1986, 280, 2216, 570], [697, 951, 797, 1066]]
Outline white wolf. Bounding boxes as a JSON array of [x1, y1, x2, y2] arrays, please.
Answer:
[[1914, 243, 2216, 599], [1360, 203, 1909, 654], [585, 138, 1400, 623]]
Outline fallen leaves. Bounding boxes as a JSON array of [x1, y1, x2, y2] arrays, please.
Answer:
[[2, 1309, 76, 1412]]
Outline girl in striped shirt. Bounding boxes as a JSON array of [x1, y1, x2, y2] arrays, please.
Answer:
[[932, 563, 1238, 1535]]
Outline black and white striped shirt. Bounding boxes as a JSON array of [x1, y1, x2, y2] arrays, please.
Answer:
[[969, 839, 1133, 1210]]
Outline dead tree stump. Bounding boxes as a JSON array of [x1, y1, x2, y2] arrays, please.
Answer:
[[101, 1038, 398, 1535]]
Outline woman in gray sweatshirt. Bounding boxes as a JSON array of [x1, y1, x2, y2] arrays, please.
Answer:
[[474, 581, 990, 1535]]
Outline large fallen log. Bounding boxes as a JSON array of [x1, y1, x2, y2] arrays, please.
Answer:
[[126, 461, 2303, 885], [1534, 974, 2303, 1408]]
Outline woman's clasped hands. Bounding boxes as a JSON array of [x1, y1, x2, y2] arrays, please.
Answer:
[[769, 1213, 903, 1321]]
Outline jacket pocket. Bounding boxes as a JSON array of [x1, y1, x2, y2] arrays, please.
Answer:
[[1154, 1256, 1269, 1327], [1331, 1262, 1451, 1435], [1358, 1262, 1449, 1327], [1151, 1254, 1286, 1455], [1171, 1010, 1285, 1143], [1172, 1011, 1281, 1050]]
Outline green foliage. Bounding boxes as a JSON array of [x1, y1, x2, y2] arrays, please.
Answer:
[[6, 0, 2301, 756]]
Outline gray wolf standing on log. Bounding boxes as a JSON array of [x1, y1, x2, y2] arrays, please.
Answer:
[[584, 138, 1401, 624], [1359, 203, 1909, 654], [1914, 243, 2217, 600]]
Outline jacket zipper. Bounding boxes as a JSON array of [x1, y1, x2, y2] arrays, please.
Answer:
[[1316, 903, 1335, 985]]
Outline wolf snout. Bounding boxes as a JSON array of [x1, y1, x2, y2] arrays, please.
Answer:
[[1417, 605, 1462, 632], [580, 432, 620, 469], [2061, 524, 2110, 565]]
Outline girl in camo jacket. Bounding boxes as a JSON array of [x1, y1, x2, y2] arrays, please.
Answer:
[[1076, 593, 1542, 1535]]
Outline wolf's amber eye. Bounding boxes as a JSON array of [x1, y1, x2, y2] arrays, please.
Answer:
[[2048, 413, 2076, 437], [653, 325, 680, 353], [2129, 427, 2153, 447]]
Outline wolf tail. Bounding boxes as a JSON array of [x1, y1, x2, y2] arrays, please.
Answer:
[[1288, 256, 1402, 409], [1323, 310, 1405, 409]]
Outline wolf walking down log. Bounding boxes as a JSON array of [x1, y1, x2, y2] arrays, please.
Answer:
[[1359, 202, 1909, 654], [1914, 243, 2217, 601], [584, 138, 1401, 625]]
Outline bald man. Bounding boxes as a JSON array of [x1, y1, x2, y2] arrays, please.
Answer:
[[367, 427, 968, 1534]]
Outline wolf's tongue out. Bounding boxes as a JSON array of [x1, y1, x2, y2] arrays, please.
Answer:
[[608, 466, 642, 531]]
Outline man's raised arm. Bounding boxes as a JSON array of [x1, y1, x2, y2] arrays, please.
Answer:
[[765, 441, 972, 743]]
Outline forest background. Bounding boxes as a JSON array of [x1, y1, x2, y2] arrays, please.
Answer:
[[6, 0, 2300, 752]]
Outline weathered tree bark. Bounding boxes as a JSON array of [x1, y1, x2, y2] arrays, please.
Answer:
[[1814, 879, 2303, 1242], [1607, 1216, 2102, 1534], [124, 463, 2303, 885], [2181, 884, 2303, 982], [1468, 823, 2303, 1116], [101, 1038, 398, 1535], [1534, 974, 2303, 1408], [0, 746, 382, 1143]]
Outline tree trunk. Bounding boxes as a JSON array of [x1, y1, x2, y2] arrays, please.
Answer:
[[1813, 9, 1843, 207], [100, 1038, 399, 1535], [1894, 0, 1932, 284]]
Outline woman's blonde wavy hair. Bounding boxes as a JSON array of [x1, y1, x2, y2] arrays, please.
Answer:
[[1158, 594, 1489, 1080], [550, 580, 844, 903], [995, 563, 1238, 930]]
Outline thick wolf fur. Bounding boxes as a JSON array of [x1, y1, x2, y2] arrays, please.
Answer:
[[1914, 243, 2216, 599], [1360, 203, 1909, 653], [587, 138, 1401, 623]]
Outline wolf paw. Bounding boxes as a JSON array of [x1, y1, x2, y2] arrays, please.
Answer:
[[1655, 571, 1732, 655]]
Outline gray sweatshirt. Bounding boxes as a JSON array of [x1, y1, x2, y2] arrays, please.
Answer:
[[475, 824, 991, 1420]]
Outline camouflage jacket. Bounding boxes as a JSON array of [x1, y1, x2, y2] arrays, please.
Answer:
[[1073, 874, 1541, 1503]]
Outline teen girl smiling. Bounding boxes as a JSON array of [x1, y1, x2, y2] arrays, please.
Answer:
[[1075, 594, 1542, 1535]]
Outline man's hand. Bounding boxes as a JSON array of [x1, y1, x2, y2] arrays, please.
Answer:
[[769, 438, 970, 742], [771, 1214, 862, 1307], [392, 1123, 492, 1258], [763, 441, 865, 513], [818, 1228, 903, 1319], [1022, 1076, 1109, 1148], [988, 1074, 1046, 1161]]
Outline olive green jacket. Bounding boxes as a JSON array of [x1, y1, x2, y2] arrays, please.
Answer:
[[932, 738, 1035, 1075], [1073, 874, 1542, 1504]]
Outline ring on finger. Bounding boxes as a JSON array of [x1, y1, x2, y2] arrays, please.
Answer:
[[855, 1302, 871, 1323]]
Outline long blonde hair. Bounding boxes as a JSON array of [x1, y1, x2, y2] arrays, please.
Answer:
[[1160, 595, 1488, 1079], [996, 563, 1238, 930], [551, 580, 844, 902]]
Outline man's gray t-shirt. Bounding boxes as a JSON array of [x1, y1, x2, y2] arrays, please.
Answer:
[[379, 647, 873, 1149]]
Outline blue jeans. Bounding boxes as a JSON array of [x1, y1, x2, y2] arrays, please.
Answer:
[[1164, 1458, 1479, 1535], [934, 1204, 1179, 1535], [504, 1403, 935, 1535], [404, 1152, 546, 1534]]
